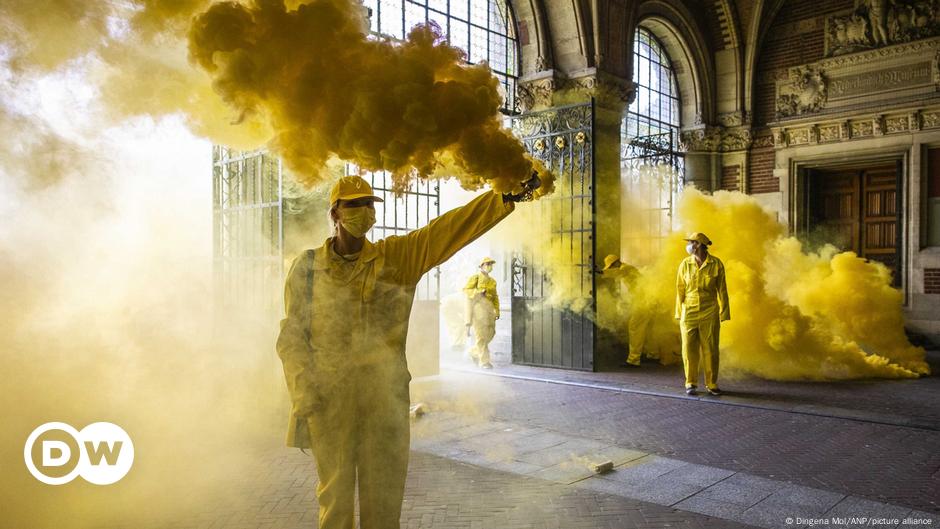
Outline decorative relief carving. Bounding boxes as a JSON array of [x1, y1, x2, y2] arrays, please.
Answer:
[[549, 74, 635, 106], [719, 127, 753, 152], [886, 115, 910, 133], [851, 120, 874, 137], [678, 126, 752, 152], [752, 134, 775, 149], [818, 123, 842, 142], [873, 114, 886, 135], [776, 66, 828, 119], [826, 1, 940, 57], [717, 111, 745, 127], [679, 127, 720, 152], [923, 111, 940, 127], [516, 78, 555, 112], [788, 128, 811, 145]]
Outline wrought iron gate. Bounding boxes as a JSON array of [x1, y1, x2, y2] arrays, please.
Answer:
[[509, 101, 595, 371], [212, 146, 284, 313]]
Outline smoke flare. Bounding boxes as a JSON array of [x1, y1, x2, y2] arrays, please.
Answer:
[[187, 0, 553, 195]]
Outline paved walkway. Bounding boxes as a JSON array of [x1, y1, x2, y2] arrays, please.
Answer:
[[138, 359, 939, 529]]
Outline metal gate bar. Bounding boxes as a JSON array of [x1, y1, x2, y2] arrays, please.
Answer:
[[509, 101, 595, 371]]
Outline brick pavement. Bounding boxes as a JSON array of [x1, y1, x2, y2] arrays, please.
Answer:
[[112, 359, 939, 529], [414, 368, 940, 516], [130, 447, 757, 529]]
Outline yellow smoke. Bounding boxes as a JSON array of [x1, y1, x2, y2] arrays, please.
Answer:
[[186, 0, 553, 195], [624, 188, 929, 380]]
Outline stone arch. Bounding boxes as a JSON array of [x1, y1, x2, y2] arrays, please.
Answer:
[[635, 1, 716, 129], [743, 0, 786, 122], [507, 0, 553, 75]]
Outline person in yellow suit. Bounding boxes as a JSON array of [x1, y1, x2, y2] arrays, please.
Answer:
[[464, 257, 499, 369], [600, 254, 647, 367], [276, 174, 540, 529], [675, 232, 730, 396]]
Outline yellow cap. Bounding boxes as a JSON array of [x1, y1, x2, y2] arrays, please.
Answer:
[[480, 257, 496, 266], [329, 176, 384, 206], [602, 254, 621, 271], [684, 232, 712, 246]]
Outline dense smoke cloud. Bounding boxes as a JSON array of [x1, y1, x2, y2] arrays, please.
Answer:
[[187, 0, 553, 195]]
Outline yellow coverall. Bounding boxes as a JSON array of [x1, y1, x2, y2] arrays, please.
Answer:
[[675, 254, 730, 390], [276, 191, 514, 529], [464, 272, 499, 366], [605, 263, 648, 366]]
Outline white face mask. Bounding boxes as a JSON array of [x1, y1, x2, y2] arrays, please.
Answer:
[[337, 206, 376, 238], [686, 242, 695, 255]]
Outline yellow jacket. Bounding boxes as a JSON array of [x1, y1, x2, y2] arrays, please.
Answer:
[[675, 254, 730, 325], [605, 263, 640, 289], [464, 272, 499, 313], [276, 191, 514, 448]]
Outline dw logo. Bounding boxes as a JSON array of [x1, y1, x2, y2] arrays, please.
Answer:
[[24, 422, 134, 485]]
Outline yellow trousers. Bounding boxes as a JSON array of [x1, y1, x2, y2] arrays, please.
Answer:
[[470, 301, 496, 366], [679, 316, 720, 390], [627, 311, 651, 365], [306, 370, 410, 529]]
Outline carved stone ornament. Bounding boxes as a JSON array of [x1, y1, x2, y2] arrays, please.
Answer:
[[752, 134, 775, 149], [886, 115, 910, 133], [717, 111, 746, 127], [516, 78, 555, 112], [555, 74, 636, 106], [851, 120, 874, 137], [719, 127, 753, 152], [923, 111, 940, 128], [776, 66, 829, 119], [679, 127, 721, 152], [818, 123, 842, 142], [826, 0, 940, 58]]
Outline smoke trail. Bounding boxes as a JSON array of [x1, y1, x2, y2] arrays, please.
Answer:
[[484, 166, 928, 380], [624, 187, 929, 380], [187, 0, 553, 195]]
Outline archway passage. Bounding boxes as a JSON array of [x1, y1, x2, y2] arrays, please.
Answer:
[[621, 26, 684, 264]]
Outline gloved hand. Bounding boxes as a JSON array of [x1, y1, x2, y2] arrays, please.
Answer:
[[503, 172, 542, 203]]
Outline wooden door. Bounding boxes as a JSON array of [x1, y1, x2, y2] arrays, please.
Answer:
[[810, 163, 901, 286]]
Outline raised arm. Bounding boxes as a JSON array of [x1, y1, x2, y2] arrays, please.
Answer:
[[386, 191, 514, 285], [275, 252, 318, 417]]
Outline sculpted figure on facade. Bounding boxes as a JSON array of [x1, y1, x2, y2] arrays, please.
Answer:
[[827, 0, 940, 56], [776, 67, 828, 119]]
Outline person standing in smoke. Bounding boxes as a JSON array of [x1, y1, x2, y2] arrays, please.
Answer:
[[276, 174, 540, 529], [675, 232, 730, 396], [463, 257, 499, 369]]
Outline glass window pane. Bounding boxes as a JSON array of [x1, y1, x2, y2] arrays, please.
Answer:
[[405, 2, 425, 33], [490, 1, 506, 33], [365, 0, 380, 32], [489, 32, 507, 71], [428, 8, 447, 35], [470, 0, 488, 26], [428, 0, 447, 12], [379, 0, 404, 38], [450, 0, 468, 20], [450, 18, 469, 55], [470, 25, 487, 63]]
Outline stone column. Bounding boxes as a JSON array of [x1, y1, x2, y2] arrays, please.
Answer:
[[553, 69, 634, 369]]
